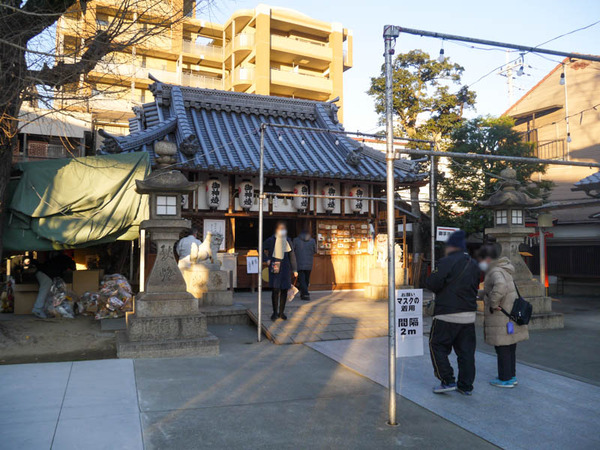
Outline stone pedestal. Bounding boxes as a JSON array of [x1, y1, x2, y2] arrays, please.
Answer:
[[117, 218, 219, 358], [364, 266, 410, 300], [181, 263, 233, 306], [486, 226, 563, 330]]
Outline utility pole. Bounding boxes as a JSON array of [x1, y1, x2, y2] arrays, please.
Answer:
[[498, 51, 520, 106], [383, 24, 399, 428]]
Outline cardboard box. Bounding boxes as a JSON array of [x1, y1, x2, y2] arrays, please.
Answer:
[[13, 284, 39, 315], [72, 270, 102, 296]]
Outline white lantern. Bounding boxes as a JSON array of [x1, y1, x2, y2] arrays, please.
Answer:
[[238, 179, 254, 211], [321, 183, 337, 213], [206, 177, 222, 210], [349, 185, 365, 213], [293, 183, 309, 211]]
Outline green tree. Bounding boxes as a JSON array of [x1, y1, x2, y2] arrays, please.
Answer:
[[438, 116, 553, 234], [368, 49, 476, 253], [368, 49, 476, 141]]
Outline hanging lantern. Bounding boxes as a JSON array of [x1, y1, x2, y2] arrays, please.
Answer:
[[238, 179, 254, 211], [321, 183, 337, 213], [292, 182, 309, 212], [205, 177, 222, 210], [349, 185, 365, 213]]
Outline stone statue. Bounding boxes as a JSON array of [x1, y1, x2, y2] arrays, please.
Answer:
[[192, 231, 223, 266]]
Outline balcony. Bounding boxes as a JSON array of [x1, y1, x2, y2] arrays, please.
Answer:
[[182, 73, 223, 89], [182, 41, 222, 60], [229, 67, 254, 88], [270, 68, 332, 94], [271, 35, 332, 61], [225, 33, 255, 55], [535, 139, 567, 160], [136, 67, 178, 84]]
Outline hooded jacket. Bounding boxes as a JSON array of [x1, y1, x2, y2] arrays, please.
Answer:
[[426, 250, 480, 316], [483, 257, 529, 346]]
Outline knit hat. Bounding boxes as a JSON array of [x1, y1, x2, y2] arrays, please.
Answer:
[[446, 230, 466, 250]]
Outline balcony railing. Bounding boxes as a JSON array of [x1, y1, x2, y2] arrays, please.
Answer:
[[182, 40, 222, 59], [270, 68, 332, 92], [182, 73, 222, 89], [535, 139, 567, 160], [271, 35, 332, 60], [225, 33, 255, 55]]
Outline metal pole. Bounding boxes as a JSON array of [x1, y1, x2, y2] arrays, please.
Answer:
[[429, 152, 436, 272], [539, 228, 546, 296], [395, 147, 600, 169], [130, 240, 135, 283], [257, 125, 266, 342], [562, 64, 571, 159], [389, 25, 600, 63], [139, 230, 146, 292], [384, 24, 399, 427]]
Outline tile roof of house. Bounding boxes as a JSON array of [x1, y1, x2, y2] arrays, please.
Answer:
[[98, 78, 424, 183], [573, 171, 600, 192]]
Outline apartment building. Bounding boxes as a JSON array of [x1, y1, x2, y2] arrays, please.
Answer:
[[56, 2, 353, 137]]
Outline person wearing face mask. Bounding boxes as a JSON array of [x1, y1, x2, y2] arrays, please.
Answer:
[[477, 244, 529, 388], [293, 229, 317, 301], [263, 221, 298, 321], [425, 230, 481, 396]]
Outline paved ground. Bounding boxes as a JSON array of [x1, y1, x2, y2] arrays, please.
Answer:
[[308, 337, 600, 450], [240, 290, 433, 344], [0, 324, 493, 450]]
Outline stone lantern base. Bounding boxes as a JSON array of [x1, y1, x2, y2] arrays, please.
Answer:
[[117, 291, 219, 358], [181, 263, 233, 306]]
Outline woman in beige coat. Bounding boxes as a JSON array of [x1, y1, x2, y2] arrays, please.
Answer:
[[478, 245, 529, 388]]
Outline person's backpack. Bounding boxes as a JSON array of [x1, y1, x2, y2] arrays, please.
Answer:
[[500, 283, 533, 326]]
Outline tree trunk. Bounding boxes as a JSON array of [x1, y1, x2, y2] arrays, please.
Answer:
[[410, 186, 422, 254]]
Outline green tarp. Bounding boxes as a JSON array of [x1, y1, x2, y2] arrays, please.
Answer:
[[4, 152, 150, 251]]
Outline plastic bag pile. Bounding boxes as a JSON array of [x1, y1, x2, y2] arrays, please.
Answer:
[[45, 278, 76, 319], [93, 274, 133, 320]]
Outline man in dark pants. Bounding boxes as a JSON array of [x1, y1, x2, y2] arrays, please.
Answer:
[[425, 230, 480, 395], [293, 230, 316, 301]]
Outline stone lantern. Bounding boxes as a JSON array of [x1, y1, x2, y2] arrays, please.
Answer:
[[478, 167, 563, 329], [117, 170, 219, 358]]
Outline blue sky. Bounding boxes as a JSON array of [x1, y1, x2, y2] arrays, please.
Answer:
[[207, 0, 600, 132]]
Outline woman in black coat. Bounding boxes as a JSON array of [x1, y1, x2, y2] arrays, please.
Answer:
[[263, 221, 297, 320]]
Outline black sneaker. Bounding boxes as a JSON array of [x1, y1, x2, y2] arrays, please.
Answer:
[[301, 296, 310, 301], [457, 388, 473, 396], [270, 312, 278, 321], [279, 313, 287, 320]]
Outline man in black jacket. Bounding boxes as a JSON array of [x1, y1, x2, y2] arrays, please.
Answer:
[[425, 230, 480, 395]]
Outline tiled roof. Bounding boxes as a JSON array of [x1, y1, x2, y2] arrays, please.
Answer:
[[99, 79, 424, 183], [573, 171, 600, 192]]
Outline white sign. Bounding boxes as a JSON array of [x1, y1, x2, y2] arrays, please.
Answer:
[[395, 288, 423, 357], [436, 226, 460, 242], [246, 256, 259, 274], [203, 219, 226, 251]]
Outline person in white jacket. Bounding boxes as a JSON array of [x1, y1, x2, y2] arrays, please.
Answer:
[[176, 227, 202, 271]]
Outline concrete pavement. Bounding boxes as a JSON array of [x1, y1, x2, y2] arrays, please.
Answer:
[[0, 324, 492, 450]]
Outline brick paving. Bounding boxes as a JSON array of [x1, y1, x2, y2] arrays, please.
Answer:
[[239, 290, 433, 344]]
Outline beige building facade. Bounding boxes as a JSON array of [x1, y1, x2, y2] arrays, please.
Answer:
[[56, 2, 352, 136], [505, 58, 600, 283]]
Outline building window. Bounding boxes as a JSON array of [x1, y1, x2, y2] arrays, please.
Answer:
[[496, 210, 508, 225], [512, 209, 523, 225], [156, 195, 177, 215]]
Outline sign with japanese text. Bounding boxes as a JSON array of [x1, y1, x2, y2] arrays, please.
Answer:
[[395, 288, 423, 357], [246, 256, 259, 274], [436, 226, 460, 242]]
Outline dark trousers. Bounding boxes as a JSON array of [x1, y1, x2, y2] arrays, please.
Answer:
[[271, 289, 286, 316], [298, 270, 311, 298], [429, 319, 476, 392], [495, 344, 517, 381]]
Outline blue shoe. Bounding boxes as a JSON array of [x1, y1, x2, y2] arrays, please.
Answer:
[[457, 388, 473, 396], [510, 377, 518, 385], [490, 378, 515, 388], [433, 382, 457, 393], [32, 310, 48, 319]]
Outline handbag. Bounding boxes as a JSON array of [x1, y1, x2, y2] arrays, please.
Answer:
[[499, 282, 533, 326]]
